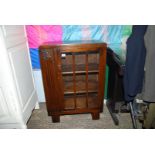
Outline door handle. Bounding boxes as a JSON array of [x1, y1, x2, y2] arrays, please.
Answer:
[[42, 51, 50, 59]]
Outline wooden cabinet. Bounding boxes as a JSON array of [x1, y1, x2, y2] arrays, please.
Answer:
[[39, 41, 107, 122]]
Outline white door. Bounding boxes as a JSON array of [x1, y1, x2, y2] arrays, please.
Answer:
[[0, 26, 38, 128], [0, 27, 20, 127]]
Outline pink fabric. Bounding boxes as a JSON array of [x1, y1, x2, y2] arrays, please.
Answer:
[[81, 25, 91, 40], [101, 26, 109, 42], [26, 25, 63, 48]]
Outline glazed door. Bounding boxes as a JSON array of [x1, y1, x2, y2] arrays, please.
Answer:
[[60, 47, 106, 111]]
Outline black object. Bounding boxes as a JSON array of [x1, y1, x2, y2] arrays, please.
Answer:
[[106, 48, 129, 125], [106, 48, 145, 128]]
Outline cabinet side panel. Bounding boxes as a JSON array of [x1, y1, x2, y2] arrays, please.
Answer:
[[39, 48, 63, 113]]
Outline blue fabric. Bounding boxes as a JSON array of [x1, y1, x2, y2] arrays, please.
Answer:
[[62, 25, 82, 41], [108, 25, 123, 44], [29, 48, 40, 69], [89, 25, 104, 41], [124, 25, 148, 102]]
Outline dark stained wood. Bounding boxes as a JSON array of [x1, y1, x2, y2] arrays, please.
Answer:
[[91, 112, 100, 120], [62, 63, 99, 75], [51, 114, 60, 123], [64, 90, 98, 95], [39, 48, 64, 113], [39, 41, 107, 122], [72, 53, 77, 109], [98, 47, 107, 112], [85, 53, 89, 108]]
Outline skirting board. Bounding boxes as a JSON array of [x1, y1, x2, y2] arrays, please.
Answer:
[[0, 123, 27, 129]]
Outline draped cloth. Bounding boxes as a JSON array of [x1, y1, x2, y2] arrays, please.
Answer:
[[124, 25, 148, 102], [143, 26, 155, 103]]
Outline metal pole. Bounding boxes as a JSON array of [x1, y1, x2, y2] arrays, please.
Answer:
[[129, 101, 137, 129]]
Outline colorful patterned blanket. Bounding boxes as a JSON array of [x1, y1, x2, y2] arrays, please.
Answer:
[[26, 25, 132, 69]]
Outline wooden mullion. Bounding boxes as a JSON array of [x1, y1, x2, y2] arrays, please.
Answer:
[[72, 53, 77, 109], [64, 90, 98, 95], [62, 70, 99, 75], [85, 53, 89, 108]]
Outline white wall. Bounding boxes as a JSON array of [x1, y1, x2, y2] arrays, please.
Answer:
[[33, 70, 45, 102]]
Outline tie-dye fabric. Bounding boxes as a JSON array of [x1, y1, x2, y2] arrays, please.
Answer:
[[26, 25, 132, 69], [26, 25, 63, 48]]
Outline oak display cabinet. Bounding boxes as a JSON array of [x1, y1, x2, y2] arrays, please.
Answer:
[[39, 41, 107, 122]]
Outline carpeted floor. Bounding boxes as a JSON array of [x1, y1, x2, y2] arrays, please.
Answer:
[[27, 103, 142, 129]]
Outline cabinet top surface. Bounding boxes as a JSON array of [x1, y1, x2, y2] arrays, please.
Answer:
[[39, 40, 107, 49]]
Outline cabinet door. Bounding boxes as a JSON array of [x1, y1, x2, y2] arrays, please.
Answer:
[[40, 47, 64, 114]]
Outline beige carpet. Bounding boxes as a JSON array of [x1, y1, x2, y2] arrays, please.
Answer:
[[27, 103, 142, 129]]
